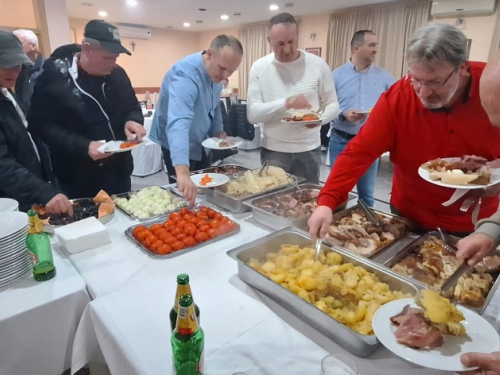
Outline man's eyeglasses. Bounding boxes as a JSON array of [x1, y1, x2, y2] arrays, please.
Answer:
[[410, 68, 457, 89]]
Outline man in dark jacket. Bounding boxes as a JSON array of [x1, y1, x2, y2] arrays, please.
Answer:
[[0, 29, 72, 214], [29, 20, 145, 198]]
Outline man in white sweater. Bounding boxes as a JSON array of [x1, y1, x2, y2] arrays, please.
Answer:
[[247, 13, 339, 183]]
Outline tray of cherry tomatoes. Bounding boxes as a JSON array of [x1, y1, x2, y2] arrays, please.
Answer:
[[126, 206, 240, 258]]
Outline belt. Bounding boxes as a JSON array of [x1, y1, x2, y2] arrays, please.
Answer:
[[333, 128, 357, 140]]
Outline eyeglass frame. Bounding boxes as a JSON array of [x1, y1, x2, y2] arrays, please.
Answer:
[[409, 68, 457, 89]]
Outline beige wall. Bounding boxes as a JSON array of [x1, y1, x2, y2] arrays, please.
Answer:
[[297, 13, 330, 61], [0, 0, 37, 29]]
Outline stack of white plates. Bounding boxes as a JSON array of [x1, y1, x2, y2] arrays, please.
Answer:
[[0, 212, 30, 286], [0, 198, 19, 212]]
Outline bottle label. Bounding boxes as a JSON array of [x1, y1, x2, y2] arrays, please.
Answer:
[[174, 284, 192, 311], [28, 250, 39, 267], [28, 215, 44, 234], [177, 304, 198, 335]]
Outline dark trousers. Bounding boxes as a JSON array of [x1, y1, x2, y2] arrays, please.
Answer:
[[162, 147, 212, 184], [260, 147, 321, 184]]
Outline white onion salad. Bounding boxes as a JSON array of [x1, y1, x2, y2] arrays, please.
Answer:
[[111, 186, 187, 220]]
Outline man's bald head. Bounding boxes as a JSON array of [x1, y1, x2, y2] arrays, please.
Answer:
[[481, 51, 500, 126]]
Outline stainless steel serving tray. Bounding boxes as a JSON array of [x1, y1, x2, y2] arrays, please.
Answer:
[[382, 231, 500, 314], [293, 205, 415, 259], [206, 174, 306, 213], [125, 214, 240, 259], [114, 186, 187, 222], [227, 227, 419, 357], [243, 183, 356, 231]]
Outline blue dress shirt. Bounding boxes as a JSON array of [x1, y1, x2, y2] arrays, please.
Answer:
[[150, 52, 223, 166], [331, 61, 395, 135]]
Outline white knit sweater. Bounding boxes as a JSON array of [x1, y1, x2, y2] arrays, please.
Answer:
[[247, 51, 339, 153]]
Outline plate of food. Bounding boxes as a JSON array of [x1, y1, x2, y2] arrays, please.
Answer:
[[353, 109, 372, 115], [373, 290, 500, 372], [418, 155, 500, 189], [98, 140, 143, 153], [281, 111, 325, 125], [190, 173, 229, 188], [202, 137, 242, 150]]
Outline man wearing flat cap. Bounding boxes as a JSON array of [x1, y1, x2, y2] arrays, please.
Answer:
[[29, 20, 145, 198], [0, 29, 73, 213]]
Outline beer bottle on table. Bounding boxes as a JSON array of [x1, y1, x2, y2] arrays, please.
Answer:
[[171, 294, 204, 375], [26, 210, 56, 281], [170, 273, 200, 331]]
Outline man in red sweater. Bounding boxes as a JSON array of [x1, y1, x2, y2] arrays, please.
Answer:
[[309, 23, 500, 238]]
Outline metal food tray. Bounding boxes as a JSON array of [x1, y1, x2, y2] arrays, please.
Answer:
[[293, 205, 415, 259], [205, 174, 306, 213], [382, 231, 500, 314], [114, 186, 187, 222], [243, 183, 356, 231], [227, 227, 418, 357], [125, 214, 241, 259]]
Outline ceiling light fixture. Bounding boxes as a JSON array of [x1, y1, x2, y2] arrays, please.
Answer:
[[183, 22, 191, 27], [220, 14, 229, 20], [98, 10, 108, 17], [233, 12, 241, 17], [81, 2, 93, 6], [196, 20, 203, 23], [269, 4, 279, 11], [126, 0, 138, 5], [198, 8, 206, 11]]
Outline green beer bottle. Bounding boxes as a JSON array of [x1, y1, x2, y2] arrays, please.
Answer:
[[171, 294, 204, 375], [170, 274, 200, 331], [26, 210, 56, 281]]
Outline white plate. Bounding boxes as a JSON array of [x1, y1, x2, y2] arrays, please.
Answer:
[[418, 157, 500, 189], [280, 118, 326, 126], [201, 137, 243, 150], [190, 173, 229, 188], [97, 141, 143, 153], [0, 212, 28, 239], [0, 198, 18, 212], [373, 298, 500, 372]]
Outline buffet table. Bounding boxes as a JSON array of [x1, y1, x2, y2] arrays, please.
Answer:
[[0, 249, 90, 375]]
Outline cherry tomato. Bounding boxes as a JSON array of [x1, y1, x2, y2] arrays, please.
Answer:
[[198, 224, 210, 233], [136, 230, 149, 242], [150, 224, 163, 233], [213, 212, 223, 221], [226, 220, 238, 231], [207, 228, 219, 239], [163, 235, 178, 245], [154, 228, 167, 237], [157, 244, 173, 255], [163, 220, 176, 229], [186, 215, 198, 224], [206, 209, 216, 219], [133, 226, 147, 237], [182, 236, 196, 247], [196, 220, 208, 229], [194, 232, 209, 243], [184, 223, 197, 237], [199, 206, 208, 212], [145, 234, 158, 247], [220, 216, 229, 224], [171, 241, 185, 251], [209, 219, 221, 229], [159, 232, 174, 242], [180, 208, 191, 216], [169, 212, 180, 223], [170, 227, 181, 236], [151, 239, 164, 252], [176, 219, 188, 229], [177, 233, 187, 241], [196, 212, 208, 220]]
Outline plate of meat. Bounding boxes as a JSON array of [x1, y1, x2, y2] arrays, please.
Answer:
[[202, 137, 243, 150], [373, 291, 499, 372], [418, 155, 500, 189], [98, 140, 143, 153], [281, 111, 325, 125]]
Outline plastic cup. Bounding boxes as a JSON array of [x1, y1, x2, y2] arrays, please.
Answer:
[[320, 354, 358, 375]]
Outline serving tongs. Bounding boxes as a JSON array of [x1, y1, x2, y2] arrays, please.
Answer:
[[437, 227, 472, 292], [358, 199, 384, 228], [258, 161, 269, 177]]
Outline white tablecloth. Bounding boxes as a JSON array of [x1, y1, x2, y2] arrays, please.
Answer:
[[132, 116, 163, 177], [0, 249, 90, 375]]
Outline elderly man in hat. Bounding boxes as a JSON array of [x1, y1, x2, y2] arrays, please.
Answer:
[[0, 29, 72, 213], [29, 20, 145, 198]]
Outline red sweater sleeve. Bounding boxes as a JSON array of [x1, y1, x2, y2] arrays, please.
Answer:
[[318, 91, 396, 208]]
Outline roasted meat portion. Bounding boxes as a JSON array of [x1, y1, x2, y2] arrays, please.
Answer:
[[254, 189, 319, 219]]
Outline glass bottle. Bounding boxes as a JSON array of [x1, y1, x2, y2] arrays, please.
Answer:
[[26, 210, 56, 281], [170, 273, 200, 331]]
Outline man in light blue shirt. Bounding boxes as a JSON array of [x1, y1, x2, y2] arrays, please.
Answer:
[[150, 35, 243, 205], [330, 30, 395, 206]]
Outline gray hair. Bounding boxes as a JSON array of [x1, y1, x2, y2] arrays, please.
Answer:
[[407, 23, 468, 68], [13, 29, 38, 48], [210, 35, 243, 55]]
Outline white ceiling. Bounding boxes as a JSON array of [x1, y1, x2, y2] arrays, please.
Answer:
[[65, 0, 395, 32]]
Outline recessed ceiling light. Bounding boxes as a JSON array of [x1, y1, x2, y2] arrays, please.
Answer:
[[269, 4, 279, 11], [126, 0, 138, 6], [98, 10, 107, 17], [183, 22, 191, 27], [220, 14, 229, 20]]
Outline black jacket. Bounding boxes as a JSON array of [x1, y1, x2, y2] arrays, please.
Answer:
[[28, 52, 143, 198], [0, 90, 59, 211], [14, 53, 45, 113]]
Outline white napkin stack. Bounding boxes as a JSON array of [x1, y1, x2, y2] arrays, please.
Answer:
[[54, 217, 111, 254]]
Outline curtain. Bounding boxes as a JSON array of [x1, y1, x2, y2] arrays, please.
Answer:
[[238, 25, 271, 100], [489, 0, 500, 60], [326, 0, 431, 79]]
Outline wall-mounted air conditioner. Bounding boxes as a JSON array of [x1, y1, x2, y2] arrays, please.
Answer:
[[117, 25, 152, 39], [431, 0, 496, 18]]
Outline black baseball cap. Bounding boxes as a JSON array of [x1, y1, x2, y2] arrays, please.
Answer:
[[0, 29, 33, 68], [84, 20, 131, 55]]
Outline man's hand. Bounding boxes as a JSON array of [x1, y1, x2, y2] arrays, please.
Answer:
[[285, 95, 312, 110], [308, 205, 333, 240], [215, 132, 227, 139], [457, 233, 498, 266], [175, 165, 197, 207], [459, 352, 500, 375], [343, 109, 367, 124], [88, 141, 113, 161], [45, 194, 73, 216], [124, 121, 146, 141]]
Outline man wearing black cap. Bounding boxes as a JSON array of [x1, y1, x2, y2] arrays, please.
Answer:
[[0, 29, 72, 213], [29, 20, 145, 198]]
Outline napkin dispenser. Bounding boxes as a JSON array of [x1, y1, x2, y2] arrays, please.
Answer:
[[54, 217, 111, 254]]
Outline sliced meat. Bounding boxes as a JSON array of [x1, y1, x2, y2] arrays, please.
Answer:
[[474, 255, 500, 274], [462, 155, 488, 165]]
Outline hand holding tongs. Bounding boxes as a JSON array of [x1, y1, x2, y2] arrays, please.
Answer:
[[437, 227, 472, 292], [358, 199, 384, 228]]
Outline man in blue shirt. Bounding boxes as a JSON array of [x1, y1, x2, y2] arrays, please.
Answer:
[[330, 30, 395, 206], [150, 35, 243, 206]]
